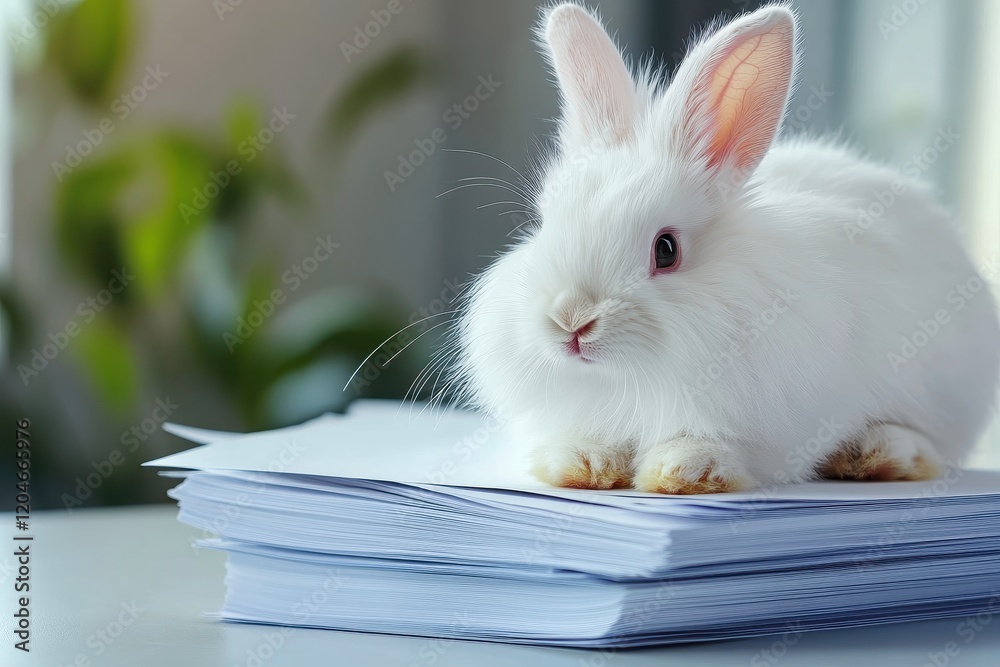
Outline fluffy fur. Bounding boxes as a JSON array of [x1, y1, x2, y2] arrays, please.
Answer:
[[455, 3, 1000, 493]]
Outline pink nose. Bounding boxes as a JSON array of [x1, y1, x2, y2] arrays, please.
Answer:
[[565, 318, 597, 357], [572, 319, 597, 338]]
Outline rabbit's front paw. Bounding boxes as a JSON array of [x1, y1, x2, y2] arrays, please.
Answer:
[[634, 437, 753, 494], [530, 437, 633, 490]]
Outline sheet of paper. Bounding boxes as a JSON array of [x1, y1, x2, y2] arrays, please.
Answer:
[[146, 400, 1000, 500], [149, 404, 544, 490]]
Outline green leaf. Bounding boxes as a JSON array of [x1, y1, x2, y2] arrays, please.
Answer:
[[54, 152, 134, 290], [72, 319, 137, 414], [178, 226, 243, 382], [326, 45, 431, 147], [54, 130, 218, 299], [225, 265, 285, 407], [47, 0, 133, 106], [218, 100, 305, 220], [121, 132, 216, 296], [224, 98, 264, 150]]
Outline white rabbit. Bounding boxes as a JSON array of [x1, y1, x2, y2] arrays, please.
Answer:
[[455, 2, 1000, 493]]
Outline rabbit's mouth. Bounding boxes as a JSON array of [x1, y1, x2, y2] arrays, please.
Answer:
[[564, 337, 596, 364]]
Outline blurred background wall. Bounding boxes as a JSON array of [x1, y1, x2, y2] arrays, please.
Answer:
[[2, 0, 998, 509]]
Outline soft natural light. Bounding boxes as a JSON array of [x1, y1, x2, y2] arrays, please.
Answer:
[[7, 2, 1000, 660], [966, 0, 1000, 471]]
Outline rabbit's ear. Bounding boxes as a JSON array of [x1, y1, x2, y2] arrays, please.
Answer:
[[666, 6, 797, 186], [541, 4, 637, 149]]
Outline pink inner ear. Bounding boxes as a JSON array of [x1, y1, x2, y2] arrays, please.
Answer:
[[696, 20, 794, 172]]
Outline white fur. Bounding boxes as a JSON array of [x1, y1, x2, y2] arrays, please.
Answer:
[[454, 3, 1000, 490]]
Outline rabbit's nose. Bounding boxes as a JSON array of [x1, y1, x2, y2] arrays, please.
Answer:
[[573, 318, 597, 337], [550, 314, 598, 337], [548, 291, 600, 337]]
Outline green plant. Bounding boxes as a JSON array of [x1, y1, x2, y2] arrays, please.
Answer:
[[2, 0, 435, 508]]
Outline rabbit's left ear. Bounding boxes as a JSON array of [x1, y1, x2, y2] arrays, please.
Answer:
[[541, 4, 637, 149], [666, 6, 797, 186]]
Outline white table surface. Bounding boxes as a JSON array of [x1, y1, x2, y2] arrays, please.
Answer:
[[3, 505, 1000, 667]]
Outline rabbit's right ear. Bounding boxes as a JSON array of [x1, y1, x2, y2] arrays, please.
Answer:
[[541, 4, 637, 150]]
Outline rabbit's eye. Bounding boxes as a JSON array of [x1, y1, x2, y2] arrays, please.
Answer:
[[653, 232, 679, 271]]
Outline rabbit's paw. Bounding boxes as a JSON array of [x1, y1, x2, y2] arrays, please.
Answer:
[[819, 423, 941, 481], [634, 437, 753, 494], [530, 437, 633, 490]]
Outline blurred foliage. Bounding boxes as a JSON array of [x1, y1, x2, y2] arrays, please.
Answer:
[[4, 0, 436, 508], [74, 319, 137, 415], [46, 0, 133, 105], [326, 45, 433, 148]]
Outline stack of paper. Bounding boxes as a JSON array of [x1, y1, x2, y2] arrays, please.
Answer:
[[146, 401, 1000, 647]]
